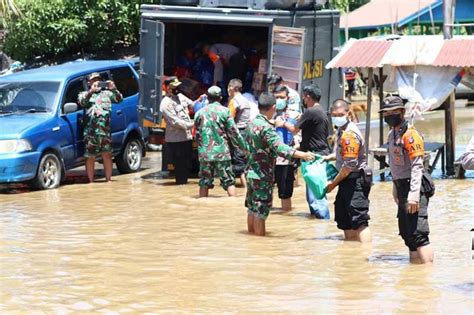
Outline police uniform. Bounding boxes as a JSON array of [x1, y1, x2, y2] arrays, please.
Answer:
[[382, 97, 430, 252], [334, 121, 371, 231]]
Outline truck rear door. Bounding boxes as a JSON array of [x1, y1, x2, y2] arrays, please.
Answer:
[[139, 19, 164, 124], [270, 26, 306, 93]]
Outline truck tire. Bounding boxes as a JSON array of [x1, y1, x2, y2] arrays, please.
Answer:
[[30, 152, 62, 190], [116, 137, 143, 174]]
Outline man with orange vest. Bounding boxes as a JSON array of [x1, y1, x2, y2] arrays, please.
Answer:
[[381, 96, 434, 264]]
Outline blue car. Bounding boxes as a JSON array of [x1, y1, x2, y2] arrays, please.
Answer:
[[0, 60, 146, 189]]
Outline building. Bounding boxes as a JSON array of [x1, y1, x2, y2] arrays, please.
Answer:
[[340, 0, 474, 44]]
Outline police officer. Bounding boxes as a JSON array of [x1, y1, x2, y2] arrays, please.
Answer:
[[325, 99, 372, 243], [380, 96, 433, 264]]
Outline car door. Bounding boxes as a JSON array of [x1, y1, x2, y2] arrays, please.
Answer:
[[59, 77, 87, 168], [109, 66, 135, 153]]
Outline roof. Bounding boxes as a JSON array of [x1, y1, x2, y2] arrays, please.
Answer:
[[340, 0, 442, 30], [0, 60, 133, 83], [326, 39, 393, 68], [326, 35, 474, 68], [432, 39, 474, 67]]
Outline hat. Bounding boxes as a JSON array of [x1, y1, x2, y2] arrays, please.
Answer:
[[207, 86, 222, 97], [267, 73, 283, 85], [88, 72, 102, 81], [379, 96, 405, 112], [164, 76, 182, 88]]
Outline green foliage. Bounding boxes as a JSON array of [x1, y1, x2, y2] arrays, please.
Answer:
[[330, 0, 369, 13], [4, 0, 155, 62]]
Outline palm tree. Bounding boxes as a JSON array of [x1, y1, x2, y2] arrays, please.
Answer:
[[0, 0, 19, 18]]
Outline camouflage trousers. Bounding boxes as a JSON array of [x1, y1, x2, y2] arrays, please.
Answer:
[[83, 113, 112, 158], [245, 177, 273, 220], [199, 160, 235, 190]]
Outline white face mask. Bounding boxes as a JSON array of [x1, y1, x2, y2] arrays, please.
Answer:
[[332, 116, 348, 128]]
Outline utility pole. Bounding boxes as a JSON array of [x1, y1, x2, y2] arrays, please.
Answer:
[[443, 0, 456, 175]]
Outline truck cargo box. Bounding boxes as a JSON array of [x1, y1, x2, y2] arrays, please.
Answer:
[[139, 5, 341, 124]]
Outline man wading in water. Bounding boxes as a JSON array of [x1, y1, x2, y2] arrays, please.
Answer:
[[381, 96, 434, 264], [194, 86, 247, 198], [245, 93, 315, 236]]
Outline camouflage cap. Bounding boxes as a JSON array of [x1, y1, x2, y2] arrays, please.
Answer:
[[88, 72, 102, 81], [379, 96, 405, 112], [207, 86, 222, 97], [164, 76, 182, 88]]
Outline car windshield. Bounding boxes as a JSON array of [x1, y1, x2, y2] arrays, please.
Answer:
[[0, 81, 60, 114]]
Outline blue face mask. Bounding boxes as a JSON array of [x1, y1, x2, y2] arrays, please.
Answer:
[[276, 98, 287, 111], [332, 116, 348, 128]]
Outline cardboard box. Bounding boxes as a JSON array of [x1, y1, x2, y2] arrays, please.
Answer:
[[258, 58, 267, 73], [178, 78, 202, 100], [252, 72, 266, 91]]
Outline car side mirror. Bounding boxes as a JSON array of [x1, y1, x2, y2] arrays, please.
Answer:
[[63, 102, 78, 114]]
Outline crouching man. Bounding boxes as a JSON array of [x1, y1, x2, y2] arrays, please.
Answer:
[[325, 99, 372, 243], [245, 93, 315, 236], [194, 86, 247, 198]]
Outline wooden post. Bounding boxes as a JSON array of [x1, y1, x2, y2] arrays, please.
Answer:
[[365, 68, 373, 156], [444, 93, 456, 175], [443, 0, 456, 175], [378, 67, 385, 180]]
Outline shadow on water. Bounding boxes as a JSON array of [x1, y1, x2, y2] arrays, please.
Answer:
[[236, 230, 285, 238], [141, 171, 199, 181], [445, 282, 474, 296], [296, 234, 345, 242], [368, 254, 409, 264], [0, 167, 151, 194]]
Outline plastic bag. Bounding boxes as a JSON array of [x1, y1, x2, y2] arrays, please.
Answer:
[[301, 156, 329, 199]]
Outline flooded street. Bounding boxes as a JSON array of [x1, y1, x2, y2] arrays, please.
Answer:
[[1, 108, 473, 313]]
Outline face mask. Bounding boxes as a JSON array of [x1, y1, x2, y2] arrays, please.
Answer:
[[171, 88, 179, 95], [384, 114, 403, 127], [332, 116, 348, 128], [276, 98, 287, 111]]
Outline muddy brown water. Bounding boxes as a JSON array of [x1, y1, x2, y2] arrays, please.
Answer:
[[0, 108, 473, 313]]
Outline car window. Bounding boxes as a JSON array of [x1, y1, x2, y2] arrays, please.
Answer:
[[63, 79, 85, 106], [110, 66, 139, 98], [0, 81, 60, 113]]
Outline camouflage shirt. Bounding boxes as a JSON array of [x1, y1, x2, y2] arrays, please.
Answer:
[[194, 101, 247, 162], [78, 89, 123, 117], [245, 114, 295, 181]]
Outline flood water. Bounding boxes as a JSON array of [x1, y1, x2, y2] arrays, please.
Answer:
[[0, 107, 473, 313]]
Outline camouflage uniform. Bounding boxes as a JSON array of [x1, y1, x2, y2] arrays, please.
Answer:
[[194, 101, 247, 190], [245, 114, 295, 220], [78, 89, 123, 157]]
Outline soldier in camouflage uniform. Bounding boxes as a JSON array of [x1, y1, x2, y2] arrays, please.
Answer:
[[78, 72, 123, 183], [246, 93, 315, 236], [194, 86, 248, 198]]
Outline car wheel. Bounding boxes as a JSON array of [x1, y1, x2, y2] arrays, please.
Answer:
[[116, 137, 143, 174], [31, 153, 62, 190]]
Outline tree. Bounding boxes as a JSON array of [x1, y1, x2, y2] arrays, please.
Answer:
[[3, 0, 156, 62], [0, 0, 20, 18], [330, 0, 369, 13]]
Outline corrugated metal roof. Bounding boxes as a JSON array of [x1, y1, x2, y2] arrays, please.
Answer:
[[381, 36, 445, 66], [432, 39, 474, 67], [326, 35, 474, 69], [326, 39, 393, 68], [340, 0, 441, 29]]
